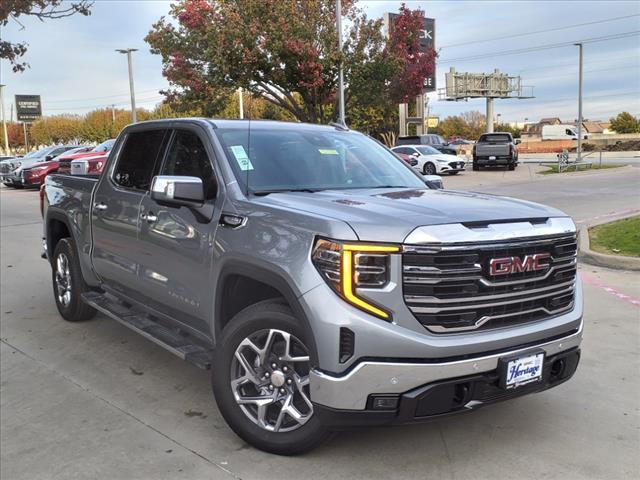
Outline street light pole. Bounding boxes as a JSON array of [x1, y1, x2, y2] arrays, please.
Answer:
[[116, 48, 138, 123], [336, 0, 346, 126], [575, 42, 583, 162], [0, 84, 9, 154]]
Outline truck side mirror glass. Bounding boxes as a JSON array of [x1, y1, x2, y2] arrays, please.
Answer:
[[424, 174, 443, 189], [151, 175, 205, 207]]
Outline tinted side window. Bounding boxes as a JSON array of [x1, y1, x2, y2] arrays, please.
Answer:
[[114, 130, 167, 190], [161, 130, 216, 199]]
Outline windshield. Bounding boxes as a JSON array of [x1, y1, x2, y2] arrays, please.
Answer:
[[216, 127, 425, 193], [416, 146, 440, 155], [24, 146, 54, 158], [91, 139, 115, 153]]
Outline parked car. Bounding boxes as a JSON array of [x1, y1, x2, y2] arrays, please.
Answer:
[[57, 139, 116, 174], [69, 154, 108, 176], [392, 145, 466, 175], [473, 132, 519, 171], [395, 134, 457, 155], [19, 146, 91, 188], [392, 151, 418, 167], [43, 119, 582, 455], [0, 145, 78, 188]]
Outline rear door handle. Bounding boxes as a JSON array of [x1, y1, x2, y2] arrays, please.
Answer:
[[94, 202, 108, 211]]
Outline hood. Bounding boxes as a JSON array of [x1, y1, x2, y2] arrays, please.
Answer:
[[255, 188, 567, 243], [58, 151, 101, 161], [423, 153, 455, 162], [10, 156, 46, 172]]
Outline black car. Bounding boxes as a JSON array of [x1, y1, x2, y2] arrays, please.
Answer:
[[395, 134, 457, 155]]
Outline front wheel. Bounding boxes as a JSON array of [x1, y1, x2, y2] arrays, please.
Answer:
[[51, 238, 96, 322], [423, 162, 437, 176], [212, 300, 331, 455]]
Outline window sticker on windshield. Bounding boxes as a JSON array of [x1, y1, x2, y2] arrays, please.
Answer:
[[230, 145, 254, 171], [318, 148, 339, 155]]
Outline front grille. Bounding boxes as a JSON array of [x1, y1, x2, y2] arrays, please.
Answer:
[[403, 234, 577, 333]]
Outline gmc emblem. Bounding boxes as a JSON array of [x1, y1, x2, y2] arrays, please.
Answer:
[[489, 253, 551, 276]]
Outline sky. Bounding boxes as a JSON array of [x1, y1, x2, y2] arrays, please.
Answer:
[[1, 0, 639, 125]]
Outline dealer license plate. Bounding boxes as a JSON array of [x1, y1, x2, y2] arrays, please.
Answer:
[[502, 352, 544, 389], [489, 155, 496, 160]]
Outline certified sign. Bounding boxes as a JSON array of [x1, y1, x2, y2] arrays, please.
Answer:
[[15, 95, 42, 122]]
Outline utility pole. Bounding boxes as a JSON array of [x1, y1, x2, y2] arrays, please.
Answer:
[[486, 98, 494, 133], [575, 43, 583, 162], [238, 88, 244, 119], [336, 0, 346, 126], [116, 48, 138, 123], [111, 104, 116, 123], [0, 84, 9, 154]]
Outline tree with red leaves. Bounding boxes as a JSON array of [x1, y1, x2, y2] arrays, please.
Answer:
[[146, 0, 435, 126]]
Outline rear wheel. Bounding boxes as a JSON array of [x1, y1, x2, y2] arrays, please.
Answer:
[[51, 238, 96, 322], [472, 162, 480, 171], [212, 300, 330, 455], [423, 162, 436, 176], [508, 163, 516, 171]]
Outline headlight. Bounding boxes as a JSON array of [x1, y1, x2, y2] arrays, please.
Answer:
[[13, 161, 22, 169], [312, 238, 399, 319]]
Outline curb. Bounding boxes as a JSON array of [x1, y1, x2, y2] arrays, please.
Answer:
[[578, 211, 640, 271]]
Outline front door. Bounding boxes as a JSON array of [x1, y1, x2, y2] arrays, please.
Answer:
[[137, 127, 222, 336], [91, 128, 168, 297]]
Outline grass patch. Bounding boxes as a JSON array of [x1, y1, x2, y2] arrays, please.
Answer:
[[540, 163, 626, 175], [589, 216, 640, 257]]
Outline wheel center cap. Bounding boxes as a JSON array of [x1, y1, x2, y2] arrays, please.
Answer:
[[270, 370, 285, 387]]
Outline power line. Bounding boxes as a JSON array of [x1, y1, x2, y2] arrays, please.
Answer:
[[438, 31, 640, 64], [517, 54, 640, 74], [440, 14, 640, 49], [45, 88, 165, 104], [527, 64, 639, 81]]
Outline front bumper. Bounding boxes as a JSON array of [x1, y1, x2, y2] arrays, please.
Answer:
[[314, 346, 580, 427], [438, 160, 466, 173], [309, 322, 582, 411], [474, 156, 516, 165]]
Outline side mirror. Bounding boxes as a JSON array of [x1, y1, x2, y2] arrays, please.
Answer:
[[514, 139, 521, 145], [151, 175, 205, 207], [411, 152, 420, 157], [45, 154, 54, 161], [424, 174, 443, 190]]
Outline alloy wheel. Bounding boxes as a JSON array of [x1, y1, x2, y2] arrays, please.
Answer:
[[55, 253, 72, 307], [230, 328, 313, 433]]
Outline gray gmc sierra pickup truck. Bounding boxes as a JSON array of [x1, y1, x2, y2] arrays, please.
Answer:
[[42, 119, 582, 455]]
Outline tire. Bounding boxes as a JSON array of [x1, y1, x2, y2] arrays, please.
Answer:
[[51, 238, 96, 322], [508, 163, 515, 171], [472, 162, 479, 171], [211, 300, 331, 455], [423, 162, 436, 176]]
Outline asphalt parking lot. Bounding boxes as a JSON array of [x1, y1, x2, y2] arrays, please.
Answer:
[[1, 164, 639, 480]]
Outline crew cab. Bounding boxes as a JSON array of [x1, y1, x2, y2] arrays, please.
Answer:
[[42, 119, 582, 455], [473, 132, 519, 170]]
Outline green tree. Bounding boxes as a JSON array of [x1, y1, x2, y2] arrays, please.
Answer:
[[609, 112, 640, 134], [145, 0, 435, 124], [1, 0, 93, 72]]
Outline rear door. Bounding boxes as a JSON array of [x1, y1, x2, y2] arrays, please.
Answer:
[[91, 128, 169, 297], [137, 127, 223, 336]]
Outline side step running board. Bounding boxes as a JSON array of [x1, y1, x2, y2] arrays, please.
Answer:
[[82, 291, 213, 370]]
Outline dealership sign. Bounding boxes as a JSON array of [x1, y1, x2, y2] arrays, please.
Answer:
[[15, 95, 42, 122], [384, 13, 436, 93]]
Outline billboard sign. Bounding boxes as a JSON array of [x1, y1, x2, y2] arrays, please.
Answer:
[[384, 13, 436, 93], [15, 95, 42, 122]]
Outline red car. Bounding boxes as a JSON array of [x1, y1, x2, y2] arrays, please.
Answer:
[[393, 152, 418, 167], [19, 146, 92, 187], [57, 139, 116, 174]]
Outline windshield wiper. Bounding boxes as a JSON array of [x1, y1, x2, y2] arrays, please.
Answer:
[[252, 188, 324, 196]]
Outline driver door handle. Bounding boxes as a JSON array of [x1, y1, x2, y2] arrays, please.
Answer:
[[141, 212, 157, 224]]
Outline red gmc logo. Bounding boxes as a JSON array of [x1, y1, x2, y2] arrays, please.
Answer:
[[489, 253, 551, 276]]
